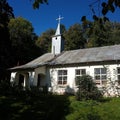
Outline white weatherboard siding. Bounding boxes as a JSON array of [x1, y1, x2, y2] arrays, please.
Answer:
[[10, 72, 17, 84], [28, 72, 35, 86], [34, 66, 46, 86], [10, 62, 120, 96], [48, 64, 120, 95]]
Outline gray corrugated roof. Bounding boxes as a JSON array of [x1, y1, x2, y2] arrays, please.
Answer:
[[10, 53, 54, 70], [10, 44, 120, 70], [49, 45, 120, 65]]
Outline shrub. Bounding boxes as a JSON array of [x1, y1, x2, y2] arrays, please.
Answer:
[[75, 75, 103, 100]]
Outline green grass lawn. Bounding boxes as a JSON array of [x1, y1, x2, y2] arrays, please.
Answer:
[[0, 89, 120, 120], [65, 96, 120, 120]]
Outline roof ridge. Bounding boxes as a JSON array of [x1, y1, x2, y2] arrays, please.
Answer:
[[64, 44, 120, 53]]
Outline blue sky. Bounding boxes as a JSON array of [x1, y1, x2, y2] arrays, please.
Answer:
[[8, 0, 120, 36]]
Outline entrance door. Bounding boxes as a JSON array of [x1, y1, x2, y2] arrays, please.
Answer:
[[18, 74, 24, 87], [37, 74, 41, 87]]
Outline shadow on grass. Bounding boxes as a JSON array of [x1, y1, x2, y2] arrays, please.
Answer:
[[98, 97, 112, 103], [0, 89, 70, 120]]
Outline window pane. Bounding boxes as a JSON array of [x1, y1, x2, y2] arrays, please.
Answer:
[[81, 69, 86, 75], [101, 75, 106, 80], [95, 75, 100, 80], [63, 76, 67, 80], [58, 81, 62, 84], [75, 69, 86, 75], [76, 70, 80, 75], [63, 70, 67, 75], [118, 75, 120, 80], [101, 68, 106, 74], [95, 68, 100, 74], [63, 81, 67, 84], [58, 77, 62, 81], [117, 68, 120, 74], [58, 70, 62, 75]]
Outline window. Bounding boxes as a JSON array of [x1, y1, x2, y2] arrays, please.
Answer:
[[75, 69, 86, 85], [94, 68, 107, 85], [117, 67, 120, 85], [58, 70, 67, 85], [75, 69, 86, 79]]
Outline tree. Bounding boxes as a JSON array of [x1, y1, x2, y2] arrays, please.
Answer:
[[108, 22, 120, 45], [36, 29, 55, 54], [32, 0, 120, 13], [0, 0, 14, 81], [32, 0, 48, 9], [60, 24, 66, 34], [8, 17, 41, 65], [81, 0, 120, 36], [32, 0, 120, 18], [101, 0, 120, 15], [83, 20, 120, 48], [86, 20, 108, 47], [64, 23, 86, 50], [76, 75, 102, 101]]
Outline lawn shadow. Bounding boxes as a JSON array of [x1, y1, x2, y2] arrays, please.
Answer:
[[0, 89, 70, 120]]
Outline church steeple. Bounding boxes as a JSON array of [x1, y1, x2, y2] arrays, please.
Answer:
[[55, 22, 61, 35], [55, 15, 63, 35], [51, 15, 64, 55]]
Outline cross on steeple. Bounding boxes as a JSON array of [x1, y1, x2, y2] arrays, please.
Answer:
[[56, 15, 64, 24]]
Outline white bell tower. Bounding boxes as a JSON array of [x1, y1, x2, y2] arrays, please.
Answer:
[[51, 15, 64, 55]]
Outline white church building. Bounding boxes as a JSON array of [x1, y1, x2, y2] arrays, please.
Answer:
[[10, 16, 120, 96]]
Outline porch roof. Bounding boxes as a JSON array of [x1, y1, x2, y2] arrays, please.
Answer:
[[9, 53, 54, 71]]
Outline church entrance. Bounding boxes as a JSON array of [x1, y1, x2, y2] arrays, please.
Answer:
[[15, 72, 29, 88], [37, 73, 45, 88], [18, 74, 24, 87], [37, 74, 41, 87]]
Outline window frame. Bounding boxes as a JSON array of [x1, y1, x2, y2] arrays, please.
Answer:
[[75, 69, 86, 77], [75, 69, 86, 85], [94, 68, 107, 85], [57, 70, 67, 85]]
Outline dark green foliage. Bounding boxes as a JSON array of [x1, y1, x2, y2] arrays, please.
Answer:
[[75, 75, 103, 101], [81, 0, 120, 36], [82, 20, 120, 48], [0, 0, 14, 81], [81, 16, 86, 21], [0, 0, 14, 25], [32, 0, 48, 9], [64, 23, 86, 50], [36, 29, 55, 53], [8, 17, 41, 65], [93, 15, 99, 21], [101, 0, 120, 15]]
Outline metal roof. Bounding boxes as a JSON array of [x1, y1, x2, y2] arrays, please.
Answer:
[[10, 53, 54, 71], [10, 45, 120, 70], [50, 45, 120, 65]]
